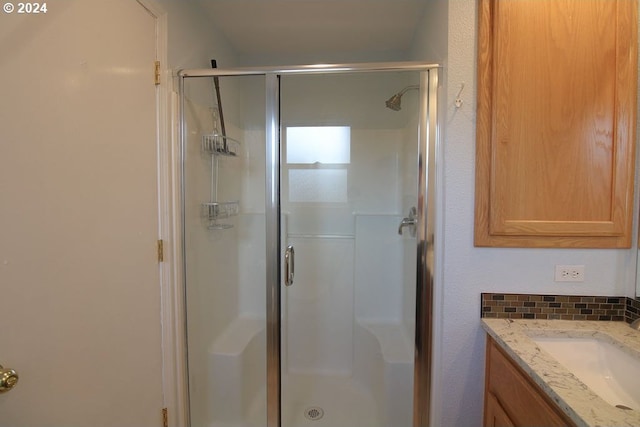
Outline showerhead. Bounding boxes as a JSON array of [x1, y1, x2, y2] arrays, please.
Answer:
[[385, 94, 403, 111], [385, 85, 419, 111]]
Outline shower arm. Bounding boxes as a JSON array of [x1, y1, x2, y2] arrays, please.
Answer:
[[397, 84, 419, 97]]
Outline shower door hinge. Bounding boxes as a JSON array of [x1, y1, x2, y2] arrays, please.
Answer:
[[157, 239, 164, 263], [154, 61, 161, 86], [162, 408, 168, 427]]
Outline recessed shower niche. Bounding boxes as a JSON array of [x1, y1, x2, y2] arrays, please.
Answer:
[[179, 63, 439, 427]]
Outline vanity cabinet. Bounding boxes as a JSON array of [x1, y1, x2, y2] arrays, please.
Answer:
[[485, 393, 515, 427], [484, 337, 576, 427], [474, 0, 638, 248]]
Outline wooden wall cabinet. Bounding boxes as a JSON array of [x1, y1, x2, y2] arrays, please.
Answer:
[[484, 337, 576, 427], [475, 0, 638, 248]]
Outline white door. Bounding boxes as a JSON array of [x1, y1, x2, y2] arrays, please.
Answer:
[[0, 1, 163, 426]]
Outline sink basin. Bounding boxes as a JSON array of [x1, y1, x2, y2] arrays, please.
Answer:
[[531, 335, 640, 411]]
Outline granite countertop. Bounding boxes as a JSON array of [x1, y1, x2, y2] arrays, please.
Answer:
[[481, 319, 640, 427]]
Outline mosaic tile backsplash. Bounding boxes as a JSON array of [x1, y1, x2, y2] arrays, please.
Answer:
[[481, 293, 640, 323], [628, 297, 640, 323]]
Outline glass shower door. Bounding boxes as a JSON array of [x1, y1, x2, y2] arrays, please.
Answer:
[[180, 65, 438, 427], [181, 74, 268, 427], [278, 71, 422, 427]]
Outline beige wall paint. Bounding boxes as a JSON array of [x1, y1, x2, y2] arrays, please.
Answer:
[[156, 0, 237, 70]]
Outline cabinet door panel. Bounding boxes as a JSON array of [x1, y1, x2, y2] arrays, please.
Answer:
[[475, 0, 638, 248], [484, 392, 515, 427], [485, 338, 574, 427]]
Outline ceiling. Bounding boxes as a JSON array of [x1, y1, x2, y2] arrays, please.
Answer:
[[194, 0, 429, 58]]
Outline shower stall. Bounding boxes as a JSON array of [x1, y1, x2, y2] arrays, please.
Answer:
[[178, 63, 439, 427]]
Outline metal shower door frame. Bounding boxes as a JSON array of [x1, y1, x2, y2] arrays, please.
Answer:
[[178, 62, 440, 427]]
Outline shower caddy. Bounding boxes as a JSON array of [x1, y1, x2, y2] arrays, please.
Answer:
[[201, 59, 240, 230], [201, 132, 240, 230]]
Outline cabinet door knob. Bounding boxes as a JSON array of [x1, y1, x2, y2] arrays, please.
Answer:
[[0, 365, 19, 393]]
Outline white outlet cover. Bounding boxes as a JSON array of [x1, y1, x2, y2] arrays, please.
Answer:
[[554, 265, 585, 282]]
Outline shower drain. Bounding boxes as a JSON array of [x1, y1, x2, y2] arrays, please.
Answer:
[[304, 406, 324, 421]]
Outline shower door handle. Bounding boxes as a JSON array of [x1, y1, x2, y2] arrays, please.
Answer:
[[284, 245, 295, 287]]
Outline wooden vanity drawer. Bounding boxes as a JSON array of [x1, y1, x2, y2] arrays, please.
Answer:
[[484, 337, 575, 427]]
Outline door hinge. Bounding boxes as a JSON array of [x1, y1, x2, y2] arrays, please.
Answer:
[[154, 61, 161, 86], [157, 239, 164, 263], [162, 408, 168, 427]]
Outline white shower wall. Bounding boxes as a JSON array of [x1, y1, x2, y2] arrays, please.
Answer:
[[247, 124, 412, 377], [286, 235, 356, 375], [259, 79, 416, 310], [184, 75, 262, 427], [277, 73, 420, 377], [236, 130, 268, 317], [184, 100, 238, 427]]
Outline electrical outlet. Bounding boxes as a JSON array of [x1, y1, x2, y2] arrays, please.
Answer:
[[554, 265, 585, 282]]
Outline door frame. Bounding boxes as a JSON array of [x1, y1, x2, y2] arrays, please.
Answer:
[[176, 62, 441, 427], [133, 1, 189, 426]]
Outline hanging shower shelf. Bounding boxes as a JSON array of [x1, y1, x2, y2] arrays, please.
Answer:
[[201, 132, 241, 230], [201, 70, 240, 230], [202, 201, 239, 230], [202, 201, 239, 220], [202, 134, 241, 157]]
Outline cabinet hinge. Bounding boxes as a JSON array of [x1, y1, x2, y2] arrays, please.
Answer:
[[162, 408, 168, 427], [154, 61, 161, 86], [157, 239, 164, 263]]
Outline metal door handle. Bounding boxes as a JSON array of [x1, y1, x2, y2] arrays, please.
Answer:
[[285, 245, 295, 287], [0, 365, 18, 393]]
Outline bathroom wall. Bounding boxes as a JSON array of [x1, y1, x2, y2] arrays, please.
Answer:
[[155, 0, 237, 70], [413, 1, 640, 426], [409, 0, 448, 64]]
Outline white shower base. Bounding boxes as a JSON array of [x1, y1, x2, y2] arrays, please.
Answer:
[[241, 373, 381, 427], [207, 317, 413, 427]]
